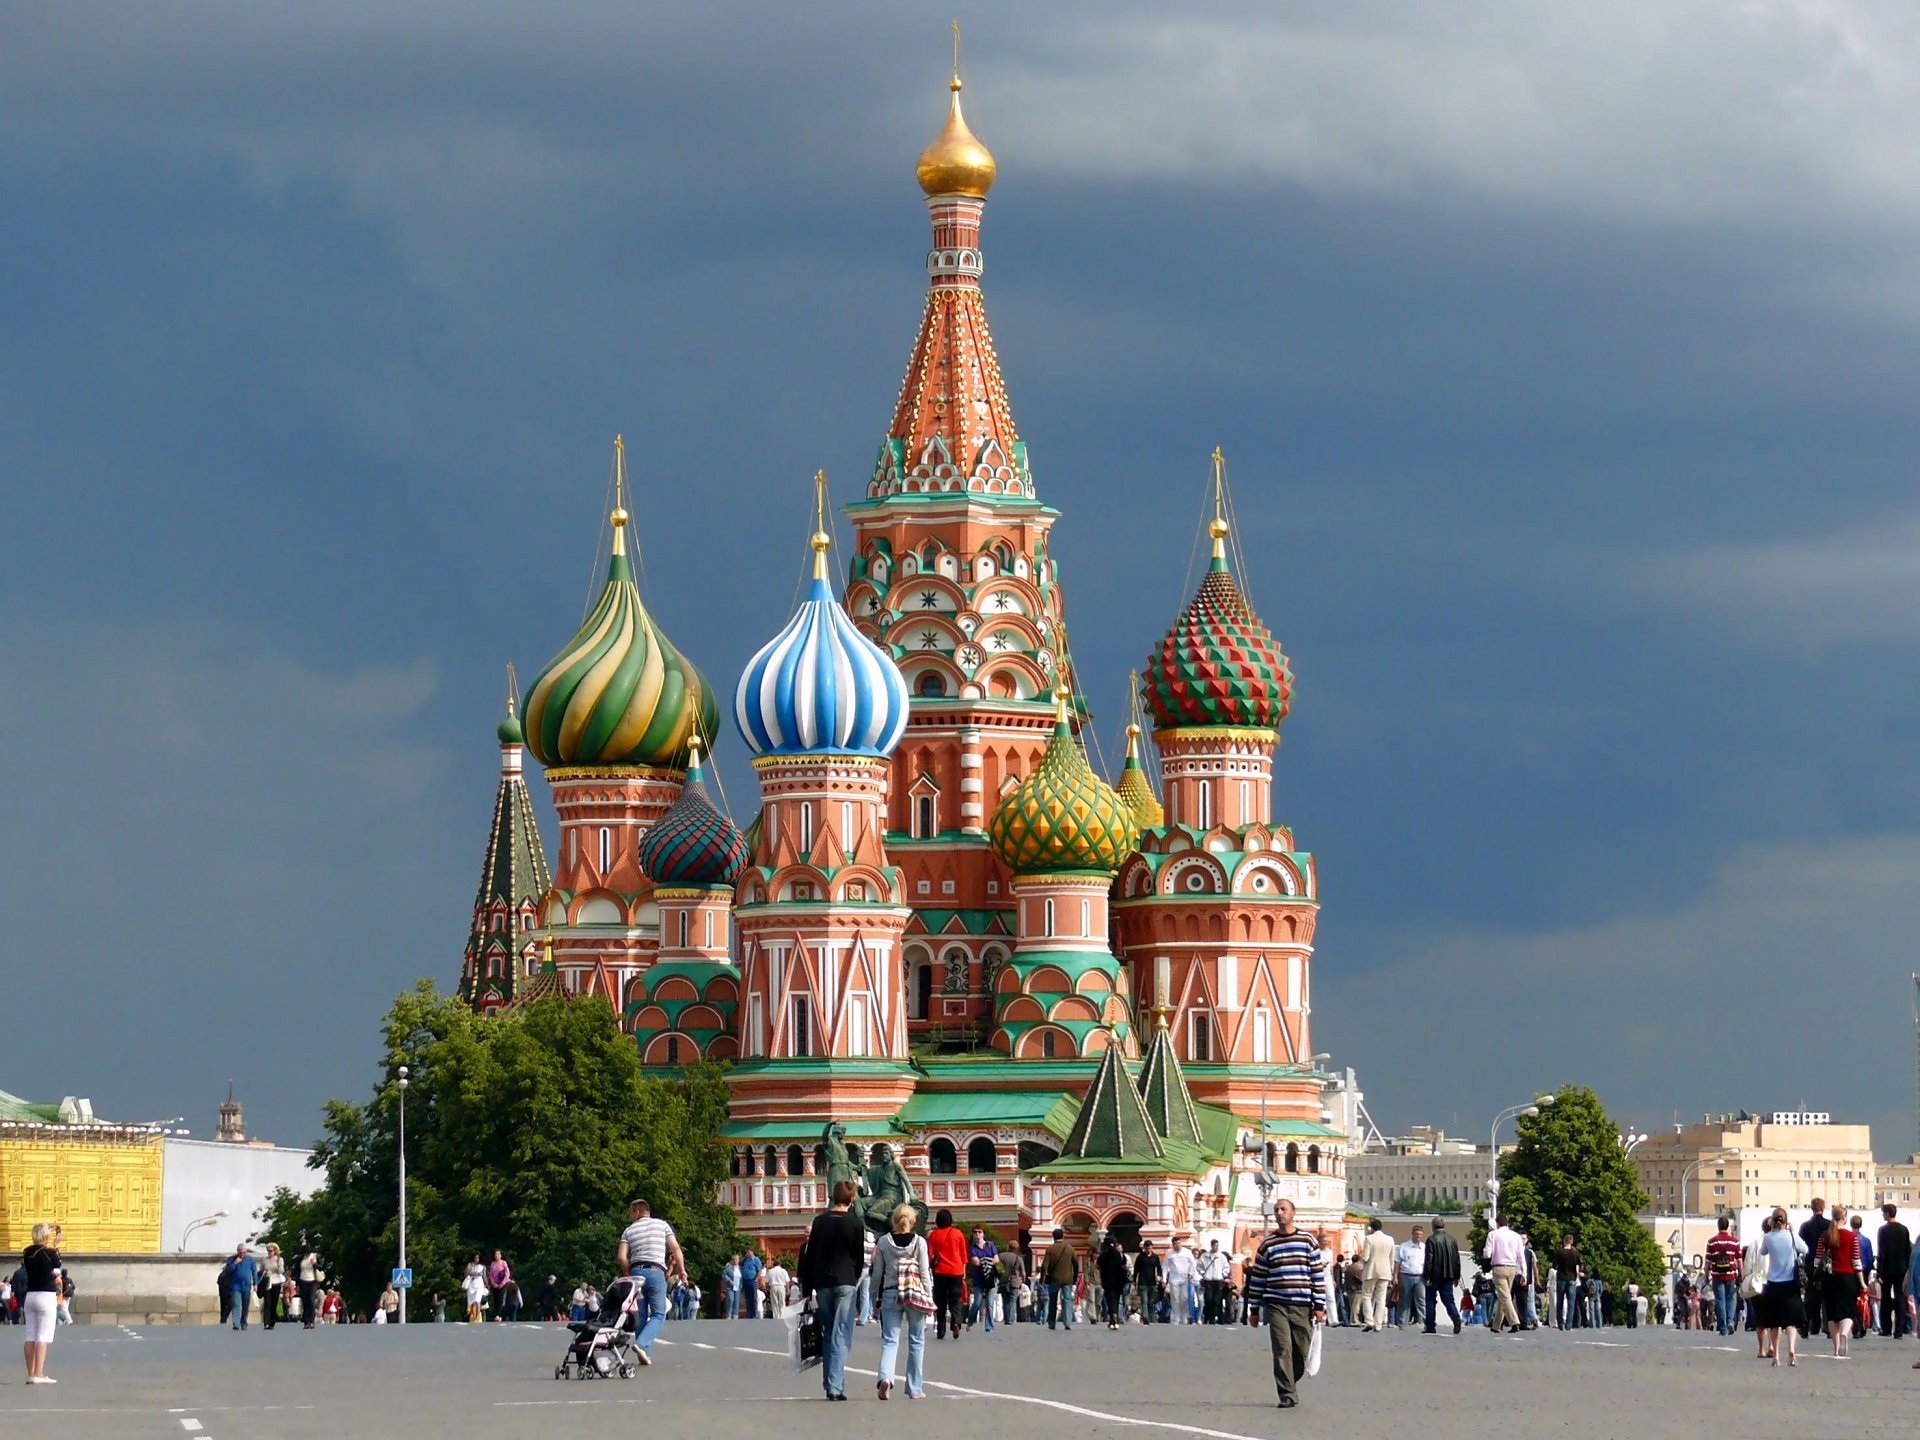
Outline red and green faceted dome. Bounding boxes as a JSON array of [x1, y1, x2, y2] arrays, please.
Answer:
[[1143, 556, 1291, 732], [636, 752, 748, 888]]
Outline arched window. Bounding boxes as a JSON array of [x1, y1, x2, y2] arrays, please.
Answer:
[[813, 1143, 828, 1175], [799, 803, 815, 855], [764, 1145, 779, 1177], [741, 1147, 758, 1176], [787, 1144, 806, 1178], [598, 826, 612, 872], [918, 672, 947, 697], [1041, 1029, 1057, 1059], [915, 794, 936, 838], [1307, 1144, 1320, 1175], [928, 1138, 958, 1174], [730, 1150, 743, 1177], [967, 1138, 997, 1174], [1285, 1143, 1300, 1174]]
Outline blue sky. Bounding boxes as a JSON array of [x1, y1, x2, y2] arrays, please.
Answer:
[[5, 2, 1919, 1155]]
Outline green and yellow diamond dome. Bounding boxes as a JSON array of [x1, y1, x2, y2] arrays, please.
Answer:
[[523, 443, 719, 769], [1115, 721, 1164, 831], [989, 692, 1138, 876]]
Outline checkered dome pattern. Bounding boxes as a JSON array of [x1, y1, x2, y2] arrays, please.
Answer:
[[1143, 562, 1291, 732], [635, 765, 748, 887], [988, 719, 1137, 876]]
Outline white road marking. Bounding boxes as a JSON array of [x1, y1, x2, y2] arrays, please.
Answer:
[[179, 1422, 203, 1433], [689, 1342, 716, 1349]]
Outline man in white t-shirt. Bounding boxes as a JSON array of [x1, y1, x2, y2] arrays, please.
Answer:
[[1164, 1236, 1198, 1324], [616, 1197, 687, 1363], [764, 1259, 791, 1316]]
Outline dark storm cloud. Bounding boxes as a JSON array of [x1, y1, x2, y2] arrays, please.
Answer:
[[3, 2, 1918, 1153]]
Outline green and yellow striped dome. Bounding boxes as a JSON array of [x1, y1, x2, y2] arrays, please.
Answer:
[[523, 506, 718, 769], [989, 694, 1138, 876]]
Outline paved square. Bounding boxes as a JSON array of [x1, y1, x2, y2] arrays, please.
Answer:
[[1, 1320, 1912, 1440]]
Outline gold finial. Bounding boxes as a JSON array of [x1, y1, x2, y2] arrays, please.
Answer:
[[1054, 686, 1071, 728], [810, 469, 831, 580], [686, 730, 704, 770], [505, 661, 519, 717], [1208, 446, 1229, 558], [917, 28, 997, 198], [610, 434, 631, 556]]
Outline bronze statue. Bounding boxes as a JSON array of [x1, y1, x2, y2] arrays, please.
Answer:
[[817, 1122, 927, 1236]]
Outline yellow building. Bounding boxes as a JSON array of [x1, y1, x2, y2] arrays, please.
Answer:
[[1874, 1156, 1920, 1208], [1632, 1112, 1876, 1217], [0, 1091, 164, 1253]]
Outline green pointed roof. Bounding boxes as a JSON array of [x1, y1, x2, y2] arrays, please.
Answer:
[[1056, 1034, 1163, 1162], [1136, 1018, 1203, 1148]]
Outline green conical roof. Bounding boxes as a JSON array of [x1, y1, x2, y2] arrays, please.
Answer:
[[1057, 1035, 1163, 1162], [1136, 1018, 1203, 1148]]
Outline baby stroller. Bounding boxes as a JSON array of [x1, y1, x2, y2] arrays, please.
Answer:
[[554, 1276, 643, 1380]]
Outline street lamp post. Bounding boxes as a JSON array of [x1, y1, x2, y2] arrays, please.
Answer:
[[397, 1064, 409, 1327], [1489, 1094, 1556, 1226], [1243, 1055, 1332, 1221], [1676, 1148, 1740, 1265], [179, 1209, 229, 1252]]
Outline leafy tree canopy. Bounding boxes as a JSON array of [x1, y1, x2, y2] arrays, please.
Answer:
[[257, 982, 743, 1318], [1466, 1085, 1663, 1297]]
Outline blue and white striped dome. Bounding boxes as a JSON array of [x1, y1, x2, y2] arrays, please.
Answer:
[[735, 574, 910, 757]]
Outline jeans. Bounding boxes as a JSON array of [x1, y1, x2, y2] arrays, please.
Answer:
[[877, 1294, 927, 1398], [967, 1282, 996, 1331], [1137, 1282, 1159, 1322], [1588, 1293, 1604, 1328], [1883, 1282, 1910, 1337], [298, 1280, 318, 1329], [628, 1266, 670, 1352], [1202, 1279, 1228, 1324], [1397, 1275, 1424, 1327], [817, 1284, 857, 1399], [1426, 1280, 1461, 1331], [723, 1285, 738, 1319], [1335, 1287, 1350, 1326], [1713, 1280, 1737, 1336], [739, 1284, 760, 1321], [1045, 1281, 1072, 1329], [854, 1273, 871, 1325], [1003, 1289, 1018, 1325], [230, 1284, 252, 1330], [1556, 1277, 1577, 1329]]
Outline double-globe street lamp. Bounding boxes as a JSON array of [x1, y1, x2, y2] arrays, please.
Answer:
[[1488, 1094, 1556, 1226], [1674, 1147, 1742, 1266], [1242, 1054, 1333, 1221]]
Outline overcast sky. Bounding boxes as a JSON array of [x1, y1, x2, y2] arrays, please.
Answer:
[[5, 2, 1919, 1157]]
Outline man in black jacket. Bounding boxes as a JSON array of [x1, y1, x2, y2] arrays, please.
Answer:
[[1423, 1218, 1463, 1334], [798, 1180, 867, 1402], [1134, 1240, 1164, 1323], [1878, 1204, 1913, 1337]]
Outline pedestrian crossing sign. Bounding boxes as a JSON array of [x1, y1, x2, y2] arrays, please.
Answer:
[[392, 1268, 413, 1289]]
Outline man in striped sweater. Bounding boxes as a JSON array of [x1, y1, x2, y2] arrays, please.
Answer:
[[1246, 1199, 1326, 1409]]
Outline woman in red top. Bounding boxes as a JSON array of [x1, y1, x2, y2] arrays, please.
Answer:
[[925, 1210, 968, 1342], [1817, 1204, 1862, 1358]]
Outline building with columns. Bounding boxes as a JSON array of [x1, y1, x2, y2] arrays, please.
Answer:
[[464, 64, 1348, 1260]]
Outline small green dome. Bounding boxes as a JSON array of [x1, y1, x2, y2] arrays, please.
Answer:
[[497, 705, 525, 746], [523, 512, 718, 769], [989, 696, 1138, 876]]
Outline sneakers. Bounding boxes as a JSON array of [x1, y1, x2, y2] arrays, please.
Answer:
[[633, 1347, 652, 1366], [26, 1376, 57, 1385]]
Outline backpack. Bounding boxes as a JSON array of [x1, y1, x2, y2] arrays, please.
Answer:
[[893, 1237, 936, 1314]]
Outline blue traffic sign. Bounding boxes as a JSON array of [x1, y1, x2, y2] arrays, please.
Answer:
[[392, 1268, 413, 1289]]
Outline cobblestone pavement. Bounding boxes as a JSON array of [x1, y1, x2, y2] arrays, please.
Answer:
[[0, 1318, 1912, 1440]]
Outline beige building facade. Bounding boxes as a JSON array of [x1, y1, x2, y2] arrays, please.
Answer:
[[1348, 1129, 1499, 1211], [1632, 1116, 1876, 1216]]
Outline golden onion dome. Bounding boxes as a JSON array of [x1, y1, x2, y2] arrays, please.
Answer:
[[916, 77, 997, 198], [1115, 722, 1165, 831], [989, 692, 1138, 877]]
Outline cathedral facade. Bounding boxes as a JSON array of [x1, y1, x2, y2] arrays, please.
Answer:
[[459, 71, 1347, 1258]]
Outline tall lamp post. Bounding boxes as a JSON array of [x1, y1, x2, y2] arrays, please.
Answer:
[[397, 1064, 409, 1327], [1243, 1055, 1332, 1221], [1676, 1148, 1741, 1265], [1488, 1095, 1556, 1226]]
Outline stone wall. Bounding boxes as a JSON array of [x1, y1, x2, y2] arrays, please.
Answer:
[[65, 1252, 229, 1325]]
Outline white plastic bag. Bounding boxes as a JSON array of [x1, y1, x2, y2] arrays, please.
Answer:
[[1305, 1319, 1324, 1378], [783, 1300, 822, 1374]]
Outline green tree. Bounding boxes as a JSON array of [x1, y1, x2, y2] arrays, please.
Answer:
[[1470, 1085, 1663, 1306], [255, 981, 744, 1318]]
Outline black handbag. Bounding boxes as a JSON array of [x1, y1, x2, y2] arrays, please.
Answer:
[[797, 1309, 824, 1366]]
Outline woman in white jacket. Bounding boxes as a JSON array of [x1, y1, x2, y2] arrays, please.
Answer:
[[866, 1206, 932, 1401]]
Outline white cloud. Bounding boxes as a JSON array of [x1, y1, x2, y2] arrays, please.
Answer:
[[1316, 833, 1920, 1155], [1637, 511, 1920, 644]]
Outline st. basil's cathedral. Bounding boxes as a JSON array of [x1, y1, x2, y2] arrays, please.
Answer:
[[458, 69, 1349, 1256]]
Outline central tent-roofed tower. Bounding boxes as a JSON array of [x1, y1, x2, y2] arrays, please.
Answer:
[[842, 67, 1067, 1045]]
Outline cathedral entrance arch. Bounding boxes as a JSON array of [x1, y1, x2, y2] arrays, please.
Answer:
[[1105, 1211, 1144, 1253]]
